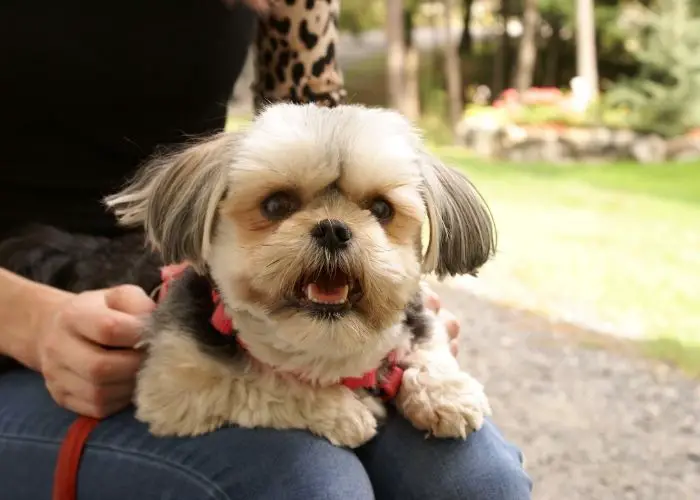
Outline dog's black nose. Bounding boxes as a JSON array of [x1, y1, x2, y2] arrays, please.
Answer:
[[311, 219, 352, 251]]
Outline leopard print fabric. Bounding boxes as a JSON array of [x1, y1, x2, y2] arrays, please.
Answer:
[[253, 0, 347, 112]]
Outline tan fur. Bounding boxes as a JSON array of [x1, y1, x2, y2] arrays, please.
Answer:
[[105, 133, 235, 273], [106, 103, 495, 447], [395, 312, 492, 438], [136, 331, 384, 447]]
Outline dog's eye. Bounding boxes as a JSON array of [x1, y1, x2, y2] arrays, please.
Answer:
[[369, 197, 394, 222], [261, 191, 300, 220]]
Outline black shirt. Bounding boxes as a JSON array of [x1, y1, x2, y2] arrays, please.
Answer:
[[0, 0, 255, 238]]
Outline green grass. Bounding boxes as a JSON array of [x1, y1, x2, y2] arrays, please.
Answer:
[[438, 148, 700, 374]]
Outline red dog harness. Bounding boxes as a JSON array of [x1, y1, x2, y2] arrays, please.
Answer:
[[53, 264, 403, 500], [158, 264, 404, 399]]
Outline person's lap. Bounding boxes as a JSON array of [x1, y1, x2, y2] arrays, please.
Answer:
[[0, 369, 532, 500]]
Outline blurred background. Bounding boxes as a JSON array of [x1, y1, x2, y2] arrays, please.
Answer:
[[229, 1, 700, 498]]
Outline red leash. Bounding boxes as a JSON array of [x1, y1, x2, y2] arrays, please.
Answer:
[[52, 417, 100, 500]]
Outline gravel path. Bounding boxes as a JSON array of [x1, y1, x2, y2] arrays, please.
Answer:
[[430, 278, 700, 500]]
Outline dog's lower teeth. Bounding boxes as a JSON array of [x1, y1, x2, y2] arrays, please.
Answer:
[[305, 284, 349, 305]]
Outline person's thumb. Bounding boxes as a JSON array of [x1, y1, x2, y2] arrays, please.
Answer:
[[104, 284, 156, 316]]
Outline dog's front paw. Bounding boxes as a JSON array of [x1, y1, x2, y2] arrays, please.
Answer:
[[308, 391, 379, 448], [397, 368, 492, 439]]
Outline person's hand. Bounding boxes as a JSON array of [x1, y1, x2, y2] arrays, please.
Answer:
[[422, 284, 461, 357], [36, 285, 155, 418]]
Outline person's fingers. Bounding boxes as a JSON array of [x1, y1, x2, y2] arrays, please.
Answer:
[[422, 286, 441, 314], [59, 391, 133, 419], [45, 365, 135, 418], [104, 284, 156, 316], [438, 309, 460, 340], [79, 309, 143, 348], [66, 296, 146, 348], [62, 334, 143, 385], [54, 365, 136, 404], [450, 339, 459, 357]]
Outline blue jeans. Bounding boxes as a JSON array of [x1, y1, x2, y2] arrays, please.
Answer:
[[0, 369, 531, 499]]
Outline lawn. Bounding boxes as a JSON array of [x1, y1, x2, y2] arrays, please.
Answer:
[[437, 148, 700, 373]]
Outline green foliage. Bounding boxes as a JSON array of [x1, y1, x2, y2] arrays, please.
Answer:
[[417, 52, 454, 145], [512, 103, 573, 126], [539, 0, 621, 36], [605, 0, 700, 137], [338, 0, 385, 34]]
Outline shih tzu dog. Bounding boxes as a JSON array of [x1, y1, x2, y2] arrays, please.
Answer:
[[0, 102, 494, 447], [102, 103, 496, 447]]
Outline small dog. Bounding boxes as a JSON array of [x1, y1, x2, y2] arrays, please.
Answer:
[[104, 103, 495, 447]]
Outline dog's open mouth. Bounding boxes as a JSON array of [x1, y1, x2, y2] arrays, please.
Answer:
[[294, 270, 362, 318]]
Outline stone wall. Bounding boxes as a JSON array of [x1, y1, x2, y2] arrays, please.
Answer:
[[457, 120, 700, 164]]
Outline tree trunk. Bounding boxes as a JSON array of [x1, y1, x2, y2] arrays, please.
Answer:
[[514, 0, 539, 94], [458, 0, 474, 55], [544, 20, 561, 86], [443, 0, 463, 141], [492, 0, 511, 99], [403, 8, 421, 122], [575, 0, 599, 97], [386, 0, 406, 112]]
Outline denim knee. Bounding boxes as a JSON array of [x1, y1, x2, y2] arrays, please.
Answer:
[[103, 426, 376, 500], [398, 447, 531, 500], [454, 450, 532, 500], [358, 417, 532, 500]]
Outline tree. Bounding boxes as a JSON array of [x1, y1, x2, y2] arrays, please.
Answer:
[[459, 0, 475, 55], [539, 0, 568, 86], [514, 0, 540, 93], [385, 0, 421, 120], [443, 0, 463, 138], [538, 0, 623, 89], [492, 0, 513, 98], [402, 3, 421, 121], [575, 0, 599, 97], [606, 0, 700, 137], [386, 0, 407, 112]]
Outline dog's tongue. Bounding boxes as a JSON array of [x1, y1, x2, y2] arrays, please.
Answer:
[[305, 273, 349, 304]]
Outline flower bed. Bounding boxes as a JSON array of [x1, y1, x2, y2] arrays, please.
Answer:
[[458, 87, 700, 164]]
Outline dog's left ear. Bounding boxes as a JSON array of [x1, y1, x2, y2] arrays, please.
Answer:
[[419, 150, 496, 279], [104, 132, 237, 273]]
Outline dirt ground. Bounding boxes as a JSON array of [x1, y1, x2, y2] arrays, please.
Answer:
[[432, 278, 700, 500]]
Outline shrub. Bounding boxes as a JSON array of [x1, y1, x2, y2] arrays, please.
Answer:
[[604, 0, 700, 138]]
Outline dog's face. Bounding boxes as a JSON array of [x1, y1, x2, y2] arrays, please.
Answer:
[[106, 104, 495, 362], [209, 106, 428, 354]]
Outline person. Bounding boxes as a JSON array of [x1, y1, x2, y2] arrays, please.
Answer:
[[0, 1, 532, 498]]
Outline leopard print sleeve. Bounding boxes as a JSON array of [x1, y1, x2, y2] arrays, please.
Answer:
[[253, 0, 347, 112]]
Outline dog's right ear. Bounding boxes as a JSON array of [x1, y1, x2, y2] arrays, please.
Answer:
[[104, 132, 237, 273]]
